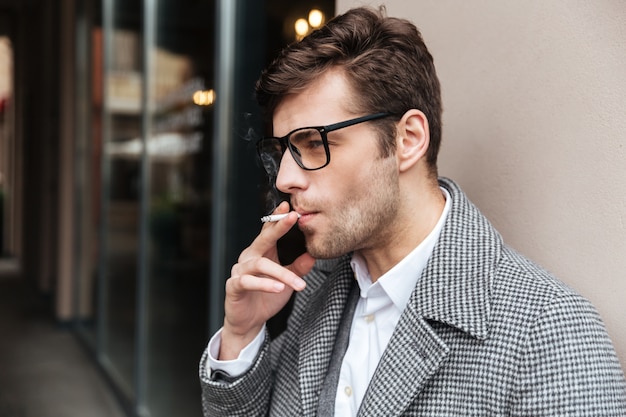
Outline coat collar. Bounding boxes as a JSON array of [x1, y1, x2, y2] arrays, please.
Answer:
[[410, 177, 501, 340]]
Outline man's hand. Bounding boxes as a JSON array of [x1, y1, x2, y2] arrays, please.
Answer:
[[219, 201, 315, 360]]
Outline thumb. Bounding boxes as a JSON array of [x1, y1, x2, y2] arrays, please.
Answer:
[[288, 252, 316, 277]]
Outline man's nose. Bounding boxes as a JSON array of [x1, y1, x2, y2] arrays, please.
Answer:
[[275, 149, 308, 194]]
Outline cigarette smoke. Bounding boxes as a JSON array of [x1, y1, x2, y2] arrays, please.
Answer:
[[240, 112, 282, 214]]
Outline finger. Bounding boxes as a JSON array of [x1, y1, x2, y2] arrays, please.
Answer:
[[235, 257, 306, 292], [230, 273, 289, 293], [287, 252, 316, 278], [246, 203, 299, 258]]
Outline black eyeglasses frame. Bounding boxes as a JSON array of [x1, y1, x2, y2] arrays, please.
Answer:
[[256, 112, 393, 175]]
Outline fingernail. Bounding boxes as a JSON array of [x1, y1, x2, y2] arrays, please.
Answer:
[[273, 282, 285, 292], [293, 277, 306, 291]]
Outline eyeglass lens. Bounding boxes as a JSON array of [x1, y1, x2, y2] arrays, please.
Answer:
[[258, 128, 328, 175]]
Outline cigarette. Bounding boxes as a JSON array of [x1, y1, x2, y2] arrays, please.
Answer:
[[261, 213, 301, 223]]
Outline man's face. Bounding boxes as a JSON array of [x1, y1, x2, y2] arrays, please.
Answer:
[[273, 69, 400, 259]]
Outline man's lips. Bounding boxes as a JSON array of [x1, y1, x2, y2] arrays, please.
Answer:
[[294, 210, 317, 223]]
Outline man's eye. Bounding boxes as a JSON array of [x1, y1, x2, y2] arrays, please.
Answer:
[[291, 129, 323, 150], [304, 139, 324, 149]]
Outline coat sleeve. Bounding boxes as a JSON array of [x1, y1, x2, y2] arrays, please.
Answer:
[[198, 258, 340, 416], [200, 328, 276, 417], [510, 292, 626, 416]]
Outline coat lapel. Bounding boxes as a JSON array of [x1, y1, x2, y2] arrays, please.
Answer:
[[358, 306, 450, 416], [414, 177, 498, 339], [298, 257, 354, 417]]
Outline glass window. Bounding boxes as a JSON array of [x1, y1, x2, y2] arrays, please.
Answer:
[[101, 0, 143, 398], [143, 1, 214, 415], [73, 1, 335, 416]]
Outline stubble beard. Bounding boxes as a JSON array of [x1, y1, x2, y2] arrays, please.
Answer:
[[301, 155, 400, 259]]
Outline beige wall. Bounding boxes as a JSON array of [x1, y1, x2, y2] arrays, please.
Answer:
[[338, 0, 626, 370]]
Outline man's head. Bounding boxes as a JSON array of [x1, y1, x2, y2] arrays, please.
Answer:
[[256, 7, 446, 262], [256, 6, 443, 175]]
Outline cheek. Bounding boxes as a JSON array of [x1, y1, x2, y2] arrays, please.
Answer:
[[316, 173, 383, 234], [319, 142, 394, 206], [324, 167, 370, 204]]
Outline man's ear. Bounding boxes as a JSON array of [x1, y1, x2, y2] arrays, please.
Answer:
[[396, 109, 430, 172]]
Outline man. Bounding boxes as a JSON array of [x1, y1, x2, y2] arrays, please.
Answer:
[[200, 6, 626, 416]]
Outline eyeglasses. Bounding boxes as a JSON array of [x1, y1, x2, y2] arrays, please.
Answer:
[[256, 112, 392, 176]]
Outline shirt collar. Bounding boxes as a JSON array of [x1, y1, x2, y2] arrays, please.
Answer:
[[351, 187, 451, 311]]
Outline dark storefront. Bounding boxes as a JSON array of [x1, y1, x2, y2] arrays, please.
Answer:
[[0, 0, 333, 416]]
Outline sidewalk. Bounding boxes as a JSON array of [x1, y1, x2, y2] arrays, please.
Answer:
[[0, 275, 125, 417]]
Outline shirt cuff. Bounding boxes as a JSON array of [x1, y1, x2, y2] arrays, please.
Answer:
[[205, 325, 266, 379]]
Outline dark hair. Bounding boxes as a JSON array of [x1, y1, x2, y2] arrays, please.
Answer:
[[256, 6, 443, 172]]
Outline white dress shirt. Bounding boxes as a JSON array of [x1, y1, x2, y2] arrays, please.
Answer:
[[335, 189, 450, 415], [207, 188, 451, 416]]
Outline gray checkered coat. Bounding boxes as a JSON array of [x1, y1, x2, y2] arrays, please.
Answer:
[[200, 178, 626, 416]]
